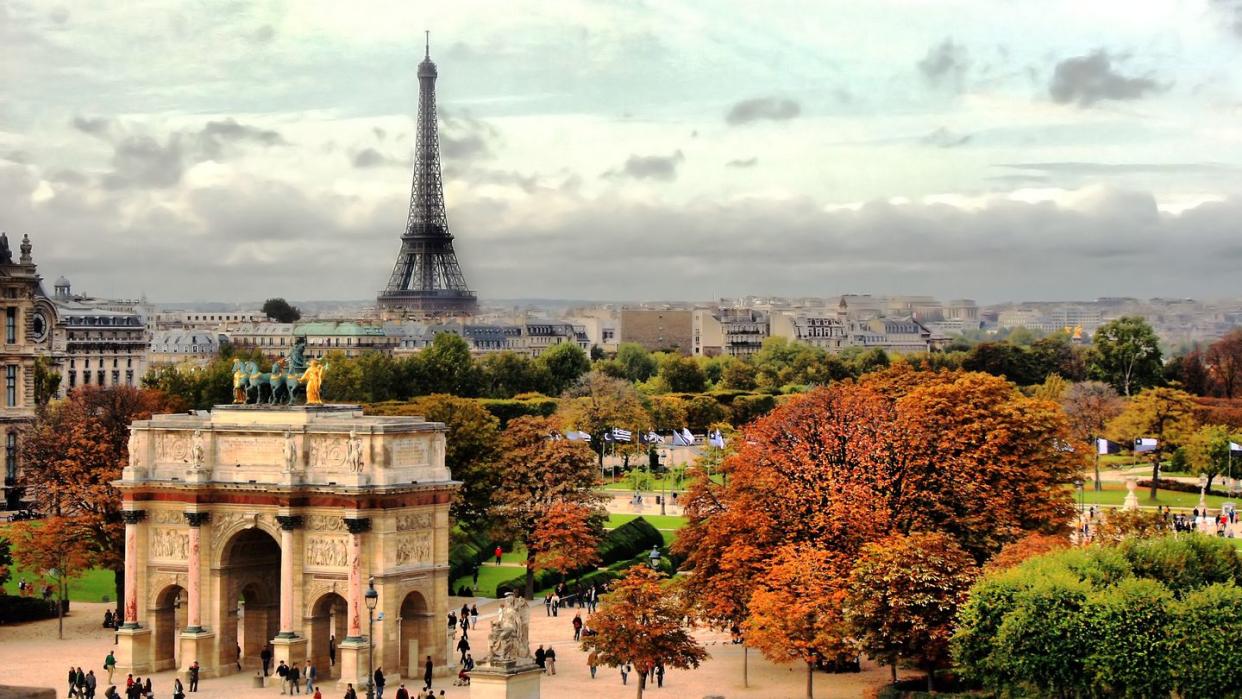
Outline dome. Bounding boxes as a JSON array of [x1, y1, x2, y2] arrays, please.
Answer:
[[55, 276, 70, 287]]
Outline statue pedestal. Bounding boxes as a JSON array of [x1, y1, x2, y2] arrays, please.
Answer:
[[470, 661, 542, 699], [271, 635, 308, 670], [1123, 478, 1140, 511], [116, 626, 154, 675]]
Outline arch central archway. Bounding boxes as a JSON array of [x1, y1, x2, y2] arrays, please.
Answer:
[[217, 527, 281, 674], [152, 584, 187, 672], [307, 591, 348, 680], [399, 591, 434, 680]]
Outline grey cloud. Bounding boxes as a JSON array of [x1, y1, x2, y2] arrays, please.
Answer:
[[352, 148, 404, 169], [918, 39, 969, 89], [919, 127, 972, 148], [196, 119, 286, 160], [72, 116, 112, 138], [2, 151, 30, 164], [1049, 51, 1163, 106], [1212, 1, 1242, 38], [439, 112, 499, 162], [103, 134, 185, 189], [726, 157, 757, 168], [251, 24, 276, 44], [603, 150, 684, 181], [725, 97, 800, 126], [999, 162, 1238, 175]]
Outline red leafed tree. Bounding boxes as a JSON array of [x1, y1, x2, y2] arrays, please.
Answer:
[[489, 416, 603, 598], [744, 546, 853, 699], [845, 532, 980, 690], [18, 386, 175, 608], [579, 565, 707, 699], [530, 501, 602, 579], [676, 370, 1080, 676], [12, 516, 95, 638]]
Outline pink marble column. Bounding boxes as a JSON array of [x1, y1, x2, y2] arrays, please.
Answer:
[[121, 510, 146, 628], [183, 512, 210, 632], [343, 517, 370, 641], [275, 515, 303, 637]]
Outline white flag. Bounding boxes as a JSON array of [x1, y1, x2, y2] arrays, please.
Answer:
[[1134, 438, 1158, 453], [709, 429, 726, 449], [1230, 442, 1242, 453]]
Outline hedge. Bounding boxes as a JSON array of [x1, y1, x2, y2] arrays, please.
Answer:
[[478, 397, 558, 427], [1137, 479, 1229, 498], [449, 527, 499, 584], [0, 595, 59, 624], [493, 517, 665, 597]]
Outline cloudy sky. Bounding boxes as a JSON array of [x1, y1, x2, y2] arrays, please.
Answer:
[[3, 0, 1242, 304]]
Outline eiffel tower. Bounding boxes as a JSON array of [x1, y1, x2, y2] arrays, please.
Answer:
[[377, 33, 478, 318]]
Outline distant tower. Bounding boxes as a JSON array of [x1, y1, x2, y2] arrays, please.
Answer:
[[377, 32, 478, 318]]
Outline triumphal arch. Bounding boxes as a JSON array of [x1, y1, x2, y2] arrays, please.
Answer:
[[114, 404, 457, 687]]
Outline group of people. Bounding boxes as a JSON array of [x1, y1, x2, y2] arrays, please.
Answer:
[[67, 652, 197, 699], [273, 659, 319, 694], [542, 581, 601, 617], [15, 579, 54, 600]]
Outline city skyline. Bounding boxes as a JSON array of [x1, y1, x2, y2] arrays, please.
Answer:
[[3, 1, 1242, 304]]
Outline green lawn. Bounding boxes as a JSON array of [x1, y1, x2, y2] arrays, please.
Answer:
[[605, 513, 688, 531], [2, 564, 117, 603], [451, 563, 522, 599], [1077, 481, 1236, 510]]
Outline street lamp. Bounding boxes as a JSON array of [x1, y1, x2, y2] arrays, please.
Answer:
[[660, 449, 671, 516], [648, 546, 661, 570], [365, 577, 378, 699], [1075, 479, 1084, 516]]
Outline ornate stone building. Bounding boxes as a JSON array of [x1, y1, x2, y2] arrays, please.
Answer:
[[115, 404, 457, 687], [0, 233, 49, 509]]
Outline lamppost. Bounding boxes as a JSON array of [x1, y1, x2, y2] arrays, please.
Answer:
[[660, 448, 671, 516], [1075, 479, 1084, 516], [365, 577, 378, 699]]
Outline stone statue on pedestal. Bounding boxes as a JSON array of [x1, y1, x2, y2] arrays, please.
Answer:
[[190, 430, 206, 472], [487, 592, 532, 665], [346, 429, 364, 473], [282, 431, 298, 473], [1123, 477, 1140, 511]]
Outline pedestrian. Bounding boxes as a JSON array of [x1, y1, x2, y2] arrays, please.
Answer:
[[545, 647, 557, 675], [551, 592, 560, 617], [344, 683, 357, 699], [471, 565, 480, 587], [460, 614, 469, 638], [105, 651, 117, 684], [374, 667, 385, 699], [277, 660, 289, 694], [457, 635, 470, 664], [572, 613, 583, 641], [172, 678, 184, 699], [105, 687, 118, 699], [289, 664, 301, 695], [534, 645, 546, 671], [87, 670, 98, 699], [423, 656, 433, 691], [306, 663, 317, 694], [494, 545, 503, 565], [587, 651, 598, 679], [143, 678, 152, 698], [620, 664, 630, 685], [470, 604, 479, 629], [656, 664, 665, 688], [313, 690, 322, 699], [261, 645, 273, 677], [396, 685, 410, 699], [464, 654, 474, 672], [78, 667, 89, 698], [543, 594, 551, 617], [188, 662, 199, 692], [235, 643, 242, 672], [329, 635, 337, 667], [69, 666, 80, 698]]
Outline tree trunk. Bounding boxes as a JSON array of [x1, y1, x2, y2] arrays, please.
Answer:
[[1094, 448, 1102, 492], [637, 671, 647, 699], [925, 662, 934, 693], [524, 544, 536, 600], [805, 662, 813, 699], [1149, 451, 1160, 500], [743, 644, 748, 688], [890, 656, 897, 684]]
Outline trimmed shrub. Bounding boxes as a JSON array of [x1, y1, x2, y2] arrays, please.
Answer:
[[1168, 583, 1242, 698], [729, 393, 776, 425], [597, 517, 662, 566], [479, 397, 558, 427], [0, 595, 59, 624]]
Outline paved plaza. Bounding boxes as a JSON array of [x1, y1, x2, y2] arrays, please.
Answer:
[[0, 600, 896, 699]]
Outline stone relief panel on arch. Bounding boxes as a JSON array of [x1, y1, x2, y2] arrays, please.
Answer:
[[150, 528, 189, 561], [304, 536, 349, 569]]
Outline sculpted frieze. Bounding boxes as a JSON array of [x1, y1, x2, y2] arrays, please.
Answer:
[[151, 528, 189, 561], [305, 536, 348, 568], [394, 531, 433, 567], [395, 512, 433, 531]]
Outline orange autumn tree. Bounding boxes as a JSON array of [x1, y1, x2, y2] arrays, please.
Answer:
[[489, 416, 603, 598], [983, 532, 1070, 573], [12, 516, 95, 638], [845, 532, 980, 690], [745, 546, 852, 699], [579, 565, 707, 699], [677, 370, 1080, 677], [19, 386, 175, 609], [530, 501, 602, 580]]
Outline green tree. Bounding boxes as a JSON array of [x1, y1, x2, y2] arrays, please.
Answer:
[[615, 343, 658, 383], [658, 355, 707, 393], [1185, 424, 1238, 493], [645, 395, 687, 432], [421, 332, 479, 396], [1090, 316, 1163, 396], [479, 352, 551, 398], [261, 297, 301, 323], [33, 356, 61, 407], [1082, 578, 1173, 697], [539, 342, 591, 395], [0, 537, 11, 588], [401, 395, 501, 528], [1062, 381, 1124, 491], [718, 357, 757, 390], [1107, 387, 1198, 499], [558, 371, 649, 469], [683, 395, 726, 431], [1168, 584, 1242, 699], [319, 351, 363, 401]]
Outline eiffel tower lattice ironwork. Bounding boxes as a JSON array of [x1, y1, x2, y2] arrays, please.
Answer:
[[377, 33, 478, 317]]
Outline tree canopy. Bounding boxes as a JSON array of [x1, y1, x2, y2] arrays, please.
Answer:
[[261, 297, 302, 323]]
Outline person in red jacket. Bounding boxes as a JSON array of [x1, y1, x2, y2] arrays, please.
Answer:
[[493, 545, 503, 565]]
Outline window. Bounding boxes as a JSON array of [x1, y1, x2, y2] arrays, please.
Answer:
[[5, 365, 15, 407], [68, 371, 76, 389], [83, 371, 90, 385], [5, 432, 16, 484], [125, 370, 133, 386], [97, 370, 104, 385], [4, 307, 14, 343], [112, 370, 119, 385]]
